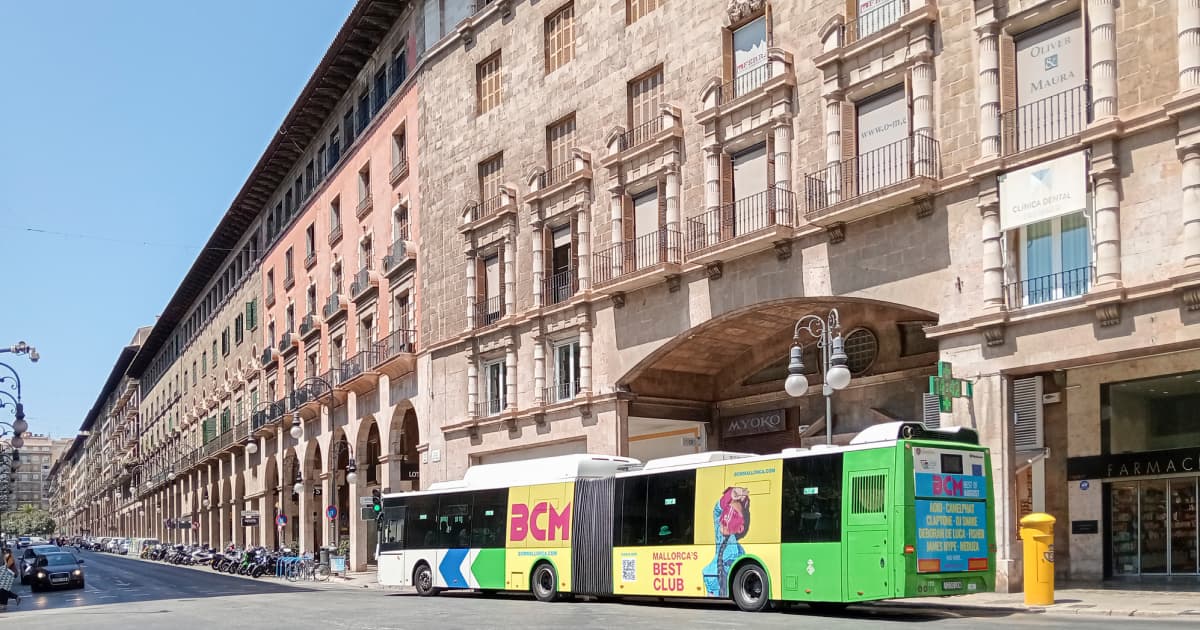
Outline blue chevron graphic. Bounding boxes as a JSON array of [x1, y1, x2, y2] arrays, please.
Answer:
[[439, 548, 470, 588]]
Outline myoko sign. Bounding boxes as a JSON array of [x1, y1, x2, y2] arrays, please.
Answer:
[[510, 501, 572, 542]]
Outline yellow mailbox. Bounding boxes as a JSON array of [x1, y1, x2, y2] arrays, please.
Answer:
[[1019, 513, 1056, 606]]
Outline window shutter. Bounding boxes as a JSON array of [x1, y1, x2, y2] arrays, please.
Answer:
[[722, 26, 734, 83], [1012, 376, 1044, 450], [569, 213, 579, 291], [622, 193, 636, 270], [498, 244, 507, 309], [475, 257, 487, 303], [719, 151, 735, 240], [840, 100, 858, 197], [543, 226, 554, 280], [845, 0, 858, 41], [922, 393, 941, 428], [765, 3, 774, 46], [999, 31, 1017, 153]]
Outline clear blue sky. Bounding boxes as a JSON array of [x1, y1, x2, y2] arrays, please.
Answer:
[[0, 0, 356, 440]]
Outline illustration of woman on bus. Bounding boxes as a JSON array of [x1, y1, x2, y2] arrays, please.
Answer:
[[702, 486, 751, 597]]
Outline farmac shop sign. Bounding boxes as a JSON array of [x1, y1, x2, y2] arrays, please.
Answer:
[[1067, 446, 1200, 481]]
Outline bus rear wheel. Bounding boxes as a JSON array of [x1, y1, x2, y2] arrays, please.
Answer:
[[414, 563, 437, 597], [731, 563, 770, 613], [531, 562, 559, 602]]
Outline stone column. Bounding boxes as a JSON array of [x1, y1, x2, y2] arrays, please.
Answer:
[[824, 96, 843, 203], [772, 118, 793, 222], [579, 323, 592, 393], [1183, 145, 1200, 267], [533, 334, 546, 404], [980, 190, 1006, 311], [505, 343, 517, 411], [1093, 162, 1122, 285], [298, 474, 312, 554], [465, 255, 476, 330], [532, 221, 545, 308], [704, 143, 721, 242], [665, 164, 680, 259], [609, 185, 624, 277], [503, 234, 515, 317], [1181, 0, 1200, 91], [321, 473, 334, 551], [1089, 0, 1118, 119], [911, 56, 935, 176], [977, 24, 1001, 158], [348, 470, 365, 571], [576, 203, 591, 291]]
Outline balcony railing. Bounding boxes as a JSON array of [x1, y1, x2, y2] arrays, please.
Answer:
[[544, 268, 576, 305], [383, 237, 414, 274], [283, 272, 295, 290], [619, 117, 663, 152], [686, 187, 796, 253], [1005, 265, 1093, 309], [539, 160, 575, 189], [592, 228, 683, 285], [803, 135, 939, 216], [299, 313, 318, 337], [265, 289, 276, 307], [473, 295, 505, 328], [1001, 85, 1091, 155], [845, 0, 908, 42], [374, 328, 416, 364], [356, 195, 374, 218], [543, 381, 580, 405], [328, 223, 343, 245], [389, 159, 409, 184], [323, 293, 346, 319], [475, 397, 505, 418], [467, 195, 506, 223], [278, 331, 295, 353], [304, 252, 317, 270], [339, 348, 381, 383], [717, 63, 772, 105], [350, 266, 376, 298], [261, 347, 276, 367]]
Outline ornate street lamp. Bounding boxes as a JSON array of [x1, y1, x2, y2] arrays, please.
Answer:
[[784, 308, 852, 445]]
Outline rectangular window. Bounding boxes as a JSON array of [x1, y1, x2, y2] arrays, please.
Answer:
[[405, 494, 438, 549], [479, 154, 503, 202], [781, 454, 844, 543], [477, 52, 502, 114], [221, 328, 230, 356], [357, 91, 370, 132], [285, 190, 294, 218], [1102, 370, 1200, 455], [548, 225, 573, 304], [482, 359, 506, 415], [329, 130, 341, 169], [390, 48, 408, 92], [855, 86, 910, 193], [391, 127, 407, 169], [343, 110, 356, 145], [1010, 17, 1088, 151], [306, 284, 317, 316], [626, 0, 659, 24], [379, 505, 406, 552], [436, 494, 472, 548], [471, 489, 509, 548], [234, 315, 245, 343], [544, 3, 575, 73], [853, 0, 904, 39], [317, 145, 328, 179], [284, 248, 294, 284], [552, 338, 580, 401], [1018, 212, 1091, 306], [330, 198, 342, 232], [358, 165, 371, 203], [245, 299, 258, 330], [201, 353, 207, 376], [646, 470, 696, 546], [546, 114, 576, 170], [730, 16, 768, 98], [285, 304, 295, 333], [614, 474, 648, 546], [305, 160, 315, 196], [305, 224, 315, 259], [374, 69, 388, 113], [628, 67, 664, 134]]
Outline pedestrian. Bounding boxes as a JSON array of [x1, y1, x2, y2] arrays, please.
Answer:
[[0, 546, 21, 611]]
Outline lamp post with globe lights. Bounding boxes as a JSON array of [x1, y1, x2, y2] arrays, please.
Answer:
[[784, 309, 852, 445]]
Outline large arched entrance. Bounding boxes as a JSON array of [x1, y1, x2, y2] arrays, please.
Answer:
[[356, 418, 382, 567], [617, 297, 940, 457], [329, 430, 352, 552], [282, 451, 300, 548], [387, 406, 420, 492], [304, 440, 324, 551], [262, 454, 279, 549]]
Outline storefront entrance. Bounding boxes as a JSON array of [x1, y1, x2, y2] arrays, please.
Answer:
[[1109, 478, 1199, 576]]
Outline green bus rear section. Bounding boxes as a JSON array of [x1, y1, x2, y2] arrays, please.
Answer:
[[777, 440, 995, 603]]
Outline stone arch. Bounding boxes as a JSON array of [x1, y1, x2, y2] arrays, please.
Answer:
[[387, 403, 420, 491], [356, 415, 382, 489]]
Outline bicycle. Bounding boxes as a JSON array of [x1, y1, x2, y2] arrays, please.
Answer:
[[285, 556, 329, 582]]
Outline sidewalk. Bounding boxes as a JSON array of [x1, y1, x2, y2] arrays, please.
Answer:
[[883, 585, 1200, 618]]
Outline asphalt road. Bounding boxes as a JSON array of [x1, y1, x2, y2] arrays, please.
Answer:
[[2, 552, 1198, 629]]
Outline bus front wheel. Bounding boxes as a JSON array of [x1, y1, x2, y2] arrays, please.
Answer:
[[531, 562, 559, 602], [731, 563, 770, 613], [414, 563, 438, 597]]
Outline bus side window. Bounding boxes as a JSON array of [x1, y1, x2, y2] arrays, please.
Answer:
[[438, 494, 472, 548], [646, 470, 696, 545], [406, 494, 439, 549], [379, 506, 406, 551], [471, 488, 508, 549], [615, 475, 649, 546], [781, 453, 844, 543]]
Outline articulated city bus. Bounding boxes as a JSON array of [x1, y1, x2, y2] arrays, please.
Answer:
[[376, 421, 994, 612]]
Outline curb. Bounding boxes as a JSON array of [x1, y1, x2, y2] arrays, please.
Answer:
[[877, 600, 1196, 618]]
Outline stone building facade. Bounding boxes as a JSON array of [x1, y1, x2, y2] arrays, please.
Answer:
[[52, 0, 1200, 590]]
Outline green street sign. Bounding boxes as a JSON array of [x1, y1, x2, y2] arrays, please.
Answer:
[[929, 361, 972, 413]]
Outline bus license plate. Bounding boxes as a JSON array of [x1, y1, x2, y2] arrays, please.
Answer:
[[942, 581, 963, 591]]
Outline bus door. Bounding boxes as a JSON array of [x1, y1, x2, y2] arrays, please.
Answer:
[[845, 469, 891, 600]]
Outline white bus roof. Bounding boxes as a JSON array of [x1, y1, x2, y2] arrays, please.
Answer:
[[421, 454, 640, 493]]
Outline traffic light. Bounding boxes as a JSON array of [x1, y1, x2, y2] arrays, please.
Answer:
[[371, 488, 382, 515]]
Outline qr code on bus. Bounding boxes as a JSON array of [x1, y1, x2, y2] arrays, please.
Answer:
[[621, 558, 637, 582]]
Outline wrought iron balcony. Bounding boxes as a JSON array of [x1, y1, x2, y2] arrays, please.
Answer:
[[350, 266, 378, 299], [716, 63, 772, 106], [260, 346, 277, 368], [338, 348, 381, 385], [1001, 85, 1091, 155], [539, 159, 575, 189], [299, 313, 319, 338], [472, 295, 505, 329], [390, 159, 409, 184], [475, 396, 505, 418], [383, 238, 415, 276], [356, 194, 374, 218], [328, 223, 343, 246], [686, 187, 796, 257], [466, 195, 506, 223], [1004, 265, 1094, 309], [618, 116, 662, 152], [374, 328, 416, 363], [542, 380, 580, 405], [592, 228, 683, 288], [323, 293, 346, 320], [277, 332, 296, 354], [844, 0, 910, 43], [803, 135, 939, 224], [543, 268, 576, 305]]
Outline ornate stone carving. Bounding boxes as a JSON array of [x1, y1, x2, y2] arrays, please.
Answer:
[[914, 197, 934, 219], [1095, 303, 1121, 327], [1183, 287, 1200, 311], [983, 325, 1005, 347], [827, 222, 846, 245], [666, 274, 682, 293], [611, 292, 627, 309], [726, 0, 765, 24], [705, 261, 724, 281], [774, 240, 792, 260]]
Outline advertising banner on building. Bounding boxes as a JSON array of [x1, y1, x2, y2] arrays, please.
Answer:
[[998, 151, 1087, 231], [857, 87, 910, 192], [1016, 18, 1085, 106]]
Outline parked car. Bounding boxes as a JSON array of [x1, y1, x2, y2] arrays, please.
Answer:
[[28, 551, 85, 591], [18, 545, 60, 584], [16, 536, 31, 548]]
